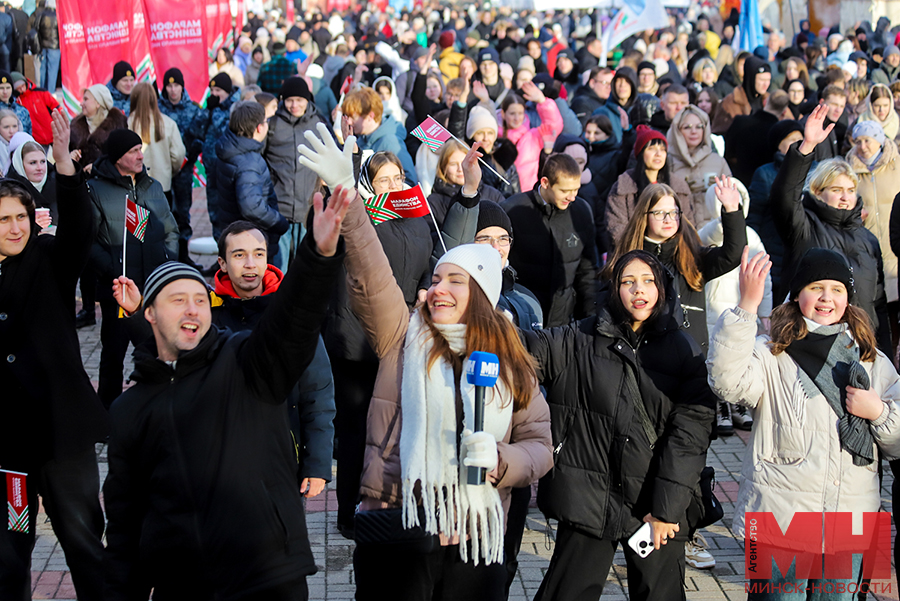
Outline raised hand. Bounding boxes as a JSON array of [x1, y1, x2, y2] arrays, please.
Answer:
[[51, 109, 75, 176], [539, 122, 556, 151], [520, 80, 546, 104], [421, 44, 437, 74], [737, 247, 771, 315], [112, 276, 142, 315], [472, 80, 490, 103], [799, 103, 834, 155], [714, 175, 741, 213], [461, 141, 483, 196], [312, 184, 354, 257], [297, 121, 356, 191]]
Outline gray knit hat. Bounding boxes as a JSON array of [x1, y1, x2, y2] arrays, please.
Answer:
[[143, 262, 209, 307]]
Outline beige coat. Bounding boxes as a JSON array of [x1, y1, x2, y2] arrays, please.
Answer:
[[340, 196, 553, 521], [668, 106, 733, 230], [708, 307, 900, 549], [847, 138, 900, 302], [127, 113, 185, 192]]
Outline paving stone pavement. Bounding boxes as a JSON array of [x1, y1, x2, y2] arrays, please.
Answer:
[[41, 188, 898, 600]]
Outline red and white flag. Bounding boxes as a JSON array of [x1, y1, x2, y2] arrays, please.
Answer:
[[125, 198, 150, 243], [4, 470, 28, 533], [411, 116, 452, 152], [364, 185, 430, 225]]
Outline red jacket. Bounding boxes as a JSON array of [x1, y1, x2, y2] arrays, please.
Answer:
[[16, 79, 59, 145]]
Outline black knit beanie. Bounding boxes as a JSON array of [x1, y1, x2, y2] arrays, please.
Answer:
[[280, 76, 312, 101], [104, 129, 143, 164], [476, 201, 513, 237], [112, 61, 134, 87], [163, 68, 184, 88], [789, 248, 855, 302], [210, 72, 233, 94]]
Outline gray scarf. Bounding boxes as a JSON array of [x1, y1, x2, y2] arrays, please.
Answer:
[[784, 321, 875, 466]]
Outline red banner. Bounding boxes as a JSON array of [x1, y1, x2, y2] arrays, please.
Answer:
[[144, 0, 208, 106], [60, 0, 236, 115]]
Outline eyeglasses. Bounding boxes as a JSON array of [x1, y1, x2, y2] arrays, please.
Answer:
[[474, 235, 513, 247], [647, 209, 681, 221], [679, 124, 704, 132], [373, 175, 404, 188]]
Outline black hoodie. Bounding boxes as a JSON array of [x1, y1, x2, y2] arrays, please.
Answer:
[[742, 56, 771, 113]]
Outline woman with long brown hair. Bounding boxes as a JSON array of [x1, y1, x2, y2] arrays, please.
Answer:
[[298, 123, 552, 600], [127, 82, 185, 199], [708, 247, 900, 600], [427, 140, 505, 228], [606, 180, 745, 437]]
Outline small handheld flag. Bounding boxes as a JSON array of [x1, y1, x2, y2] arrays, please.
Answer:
[[364, 185, 431, 225], [3, 470, 28, 533], [125, 198, 150, 243], [411, 116, 452, 152]]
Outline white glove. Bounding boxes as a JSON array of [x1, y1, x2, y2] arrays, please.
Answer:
[[461, 429, 498, 472], [297, 121, 357, 193]]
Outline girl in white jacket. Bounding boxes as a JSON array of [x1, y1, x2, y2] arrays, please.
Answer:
[[708, 247, 900, 600], [698, 179, 772, 432]]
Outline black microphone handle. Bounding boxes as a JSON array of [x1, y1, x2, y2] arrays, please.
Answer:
[[467, 386, 487, 485]]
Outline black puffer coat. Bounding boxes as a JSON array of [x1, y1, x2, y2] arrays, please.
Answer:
[[501, 184, 599, 328], [772, 146, 891, 352], [103, 236, 341, 599], [214, 129, 289, 243], [88, 156, 178, 288], [0, 169, 107, 474], [525, 302, 716, 541]]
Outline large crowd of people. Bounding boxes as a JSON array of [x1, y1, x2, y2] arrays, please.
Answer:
[[5, 1, 900, 600]]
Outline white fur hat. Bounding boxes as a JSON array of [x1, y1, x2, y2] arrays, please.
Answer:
[[435, 244, 503, 307]]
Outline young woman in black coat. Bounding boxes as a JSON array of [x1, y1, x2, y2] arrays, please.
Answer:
[[524, 248, 717, 601]]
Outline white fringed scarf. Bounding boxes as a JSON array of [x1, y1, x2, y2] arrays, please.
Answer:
[[400, 310, 512, 565]]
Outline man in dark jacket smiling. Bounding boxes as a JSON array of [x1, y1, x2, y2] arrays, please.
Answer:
[[0, 110, 107, 601], [501, 154, 599, 328], [89, 128, 178, 407], [214, 100, 288, 260], [102, 186, 351, 600]]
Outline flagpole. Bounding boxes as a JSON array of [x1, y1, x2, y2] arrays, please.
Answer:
[[423, 196, 448, 255], [122, 195, 128, 280]]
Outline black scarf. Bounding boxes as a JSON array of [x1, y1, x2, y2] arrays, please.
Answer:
[[784, 323, 876, 466]]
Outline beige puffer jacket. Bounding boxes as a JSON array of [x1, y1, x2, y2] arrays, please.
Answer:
[[668, 105, 733, 231], [707, 307, 900, 550], [127, 113, 185, 192], [340, 195, 553, 522], [847, 138, 900, 303]]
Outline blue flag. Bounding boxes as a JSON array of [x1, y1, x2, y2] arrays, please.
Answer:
[[735, 0, 764, 52]]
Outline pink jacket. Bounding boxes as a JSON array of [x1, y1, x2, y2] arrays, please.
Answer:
[[501, 99, 563, 191]]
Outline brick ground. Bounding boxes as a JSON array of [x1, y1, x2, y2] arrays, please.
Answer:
[[42, 188, 898, 600]]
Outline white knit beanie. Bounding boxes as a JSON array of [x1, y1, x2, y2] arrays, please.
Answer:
[[435, 244, 502, 307], [466, 105, 499, 139]]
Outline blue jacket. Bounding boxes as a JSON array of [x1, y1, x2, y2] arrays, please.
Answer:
[[214, 128, 288, 240], [190, 89, 240, 164], [357, 113, 418, 185], [0, 98, 31, 134], [158, 88, 201, 143], [106, 81, 130, 116]]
